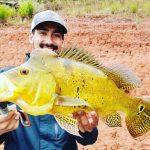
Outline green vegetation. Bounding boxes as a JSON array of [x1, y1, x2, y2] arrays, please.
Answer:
[[52, 0, 150, 16], [0, 0, 150, 25], [18, 0, 35, 20], [0, 5, 15, 23]]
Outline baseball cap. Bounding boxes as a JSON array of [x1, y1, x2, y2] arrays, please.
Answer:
[[31, 10, 67, 34]]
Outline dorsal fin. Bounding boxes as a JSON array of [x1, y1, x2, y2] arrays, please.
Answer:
[[58, 48, 141, 91], [102, 64, 141, 90], [58, 47, 102, 69]]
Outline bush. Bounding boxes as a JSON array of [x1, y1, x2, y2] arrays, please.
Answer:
[[111, 2, 122, 14], [0, 5, 16, 23], [18, 0, 35, 21], [130, 3, 138, 14]]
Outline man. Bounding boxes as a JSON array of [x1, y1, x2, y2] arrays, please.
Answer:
[[0, 10, 99, 150]]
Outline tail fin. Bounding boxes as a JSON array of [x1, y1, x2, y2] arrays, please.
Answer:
[[126, 96, 150, 138]]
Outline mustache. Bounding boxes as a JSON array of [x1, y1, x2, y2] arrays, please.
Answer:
[[40, 43, 58, 52]]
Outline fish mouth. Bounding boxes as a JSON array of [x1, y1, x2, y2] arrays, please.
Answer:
[[16, 98, 53, 116], [0, 74, 16, 102]]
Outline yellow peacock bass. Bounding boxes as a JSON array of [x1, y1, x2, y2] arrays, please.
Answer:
[[0, 48, 150, 138]]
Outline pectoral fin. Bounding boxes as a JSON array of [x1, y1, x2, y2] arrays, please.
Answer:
[[55, 114, 82, 137], [56, 95, 93, 109], [103, 112, 122, 127]]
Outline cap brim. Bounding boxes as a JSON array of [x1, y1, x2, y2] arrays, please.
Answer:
[[32, 21, 67, 34]]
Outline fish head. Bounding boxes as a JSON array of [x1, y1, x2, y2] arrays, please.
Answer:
[[0, 49, 57, 115]]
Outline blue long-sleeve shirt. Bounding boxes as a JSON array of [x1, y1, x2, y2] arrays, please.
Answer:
[[0, 66, 98, 150]]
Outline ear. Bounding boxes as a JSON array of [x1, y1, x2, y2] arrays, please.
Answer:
[[29, 32, 33, 44]]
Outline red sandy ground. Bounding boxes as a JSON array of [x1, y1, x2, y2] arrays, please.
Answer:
[[0, 15, 150, 149]]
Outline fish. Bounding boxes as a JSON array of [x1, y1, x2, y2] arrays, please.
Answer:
[[0, 47, 150, 138]]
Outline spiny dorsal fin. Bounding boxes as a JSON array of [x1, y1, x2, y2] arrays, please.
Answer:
[[58, 48, 141, 91], [58, 48, 102, 69]]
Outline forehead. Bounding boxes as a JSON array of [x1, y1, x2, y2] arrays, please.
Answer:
[[35, 22, 63, 33]]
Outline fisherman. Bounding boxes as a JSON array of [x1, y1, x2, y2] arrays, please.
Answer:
[[0, 10, 99, 150]]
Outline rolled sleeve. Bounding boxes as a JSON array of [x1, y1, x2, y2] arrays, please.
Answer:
[[75, 127, 98, 146]]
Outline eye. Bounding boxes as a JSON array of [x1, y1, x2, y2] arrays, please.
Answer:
[[40, 32, 46, 35], [19, 69, 29, 76], [38, 30, 47, 36], [53, 33, 62, 39]]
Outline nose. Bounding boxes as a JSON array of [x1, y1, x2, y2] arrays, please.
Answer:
[[45, 35, 54, 45]]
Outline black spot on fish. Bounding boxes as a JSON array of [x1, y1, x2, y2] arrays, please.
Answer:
[[57, 88, 61, 94], [83, 106, 87, 109], [77, 87, 80, 93], [82, 80, 85, 84], [82, 84, 85, 88], [56, 87, 61, 94], [74, 106, 76, 108], [140, 105, 144, 112], [78, 106, 81, 108]]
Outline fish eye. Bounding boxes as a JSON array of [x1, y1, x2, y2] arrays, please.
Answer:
[[19, 69, 29, 76]]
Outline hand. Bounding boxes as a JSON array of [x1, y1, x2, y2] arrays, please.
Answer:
[[0, 109, 20, 135], [73, 111, 99, 133]]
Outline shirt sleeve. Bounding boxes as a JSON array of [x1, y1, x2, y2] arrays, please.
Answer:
[[74, 127, 98, 146], [0, 133, 8, 144]]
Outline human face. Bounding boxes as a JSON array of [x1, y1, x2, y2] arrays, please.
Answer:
[[29, 23, 64, 52]]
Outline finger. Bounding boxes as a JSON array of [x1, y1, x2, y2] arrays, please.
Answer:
[[0, 111, 17, 129], [82, 117, 93, 132], [78, 122, 85, 133], [1, 112, 19, 130], [0, 110, 16, 123], [84, 117, 95, 132], [6, 117, 19, 132], [81, 111, 99, 132], [73, 111, 86, 133], [13, 110, 20, 119], [73, 111, 98, 132], [0, 118, 19, 134], [14, 113, 20, 120], [72, 112, 78, 119], [75, 111, 90, 126], [87, 111, 99, 126], [80, 113, 89, 126], [78, 112, 94, 132]]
